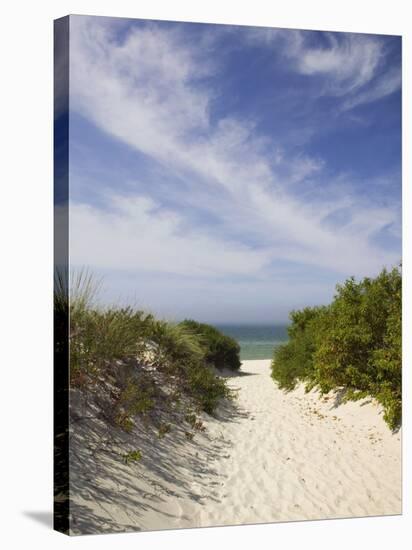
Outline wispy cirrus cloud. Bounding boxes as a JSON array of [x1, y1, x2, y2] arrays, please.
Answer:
[[246, 27, 400, 110], [67, 16, 401, 319], [342, 65, 401, 110], [295, 34, 382, 94]]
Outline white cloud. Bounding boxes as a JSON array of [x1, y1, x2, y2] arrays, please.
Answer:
[[342, 65, 401, 110], [68, 17, 400, 289], [297, 34, 382, 94], [248, 28, 400, 108], [70, 18, 211, 157], [69, 195, 269, 278]]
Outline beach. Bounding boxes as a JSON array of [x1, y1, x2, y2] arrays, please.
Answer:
[[69, 359, 401, 534]]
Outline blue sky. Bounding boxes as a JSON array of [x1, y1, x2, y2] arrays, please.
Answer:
[[65, 15, 401, 323]]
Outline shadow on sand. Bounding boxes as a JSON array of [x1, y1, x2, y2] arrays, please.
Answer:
[[220, 369, 258, 379], [67, 385, 249, 535]]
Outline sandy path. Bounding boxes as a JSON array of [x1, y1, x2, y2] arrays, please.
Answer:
[[69, 359, 401, 534], [181, 359, 401, 527]]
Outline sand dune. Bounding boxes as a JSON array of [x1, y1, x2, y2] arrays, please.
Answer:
[[183, 360, 401, 527], [69, 359, 401, 534]]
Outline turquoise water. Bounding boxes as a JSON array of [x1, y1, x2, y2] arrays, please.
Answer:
[[215, 324, 289, 361]]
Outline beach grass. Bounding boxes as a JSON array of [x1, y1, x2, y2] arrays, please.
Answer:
[[55, 269, 236, 432]]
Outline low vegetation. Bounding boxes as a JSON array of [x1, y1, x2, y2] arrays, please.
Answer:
[[271, 265, 402, 430], [122, 450, 142, 464], [179, 320, 241, 371], [55, 270, 236, 450]]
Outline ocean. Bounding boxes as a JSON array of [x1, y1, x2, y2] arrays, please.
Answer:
[[215, 324, 289, 361]]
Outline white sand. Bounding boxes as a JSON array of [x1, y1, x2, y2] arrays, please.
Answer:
[[69, 359, 401, 534]]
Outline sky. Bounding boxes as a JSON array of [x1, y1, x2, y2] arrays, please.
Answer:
[[63, 15, 402, 324]]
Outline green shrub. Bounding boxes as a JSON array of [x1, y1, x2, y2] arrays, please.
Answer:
[[118, 378, 156, 416], [185, 361, 232, 415], [180, 320, 241, 371], [64, 270, 233, 420], [70, 306, 154, 386], [271, 265, 402, 430], [122, 450, 142, 464], [271, 306, 325, 391], [149, 319, 206, 370]]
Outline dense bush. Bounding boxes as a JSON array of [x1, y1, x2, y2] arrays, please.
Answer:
[[271, 306, 326, 391], [147, 319, 232, 414], [180, 320, 241, 371], [271, 265, 402, 430]]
